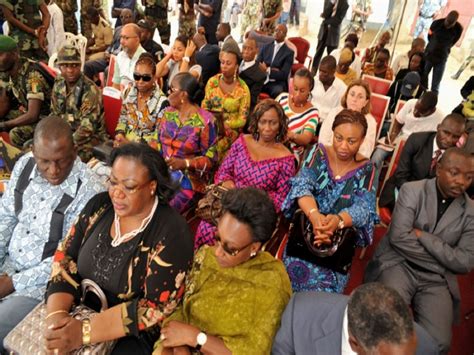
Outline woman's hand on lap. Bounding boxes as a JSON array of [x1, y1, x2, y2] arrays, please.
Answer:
[[44, 317, 83, 354], [161, 321, 199, 348]]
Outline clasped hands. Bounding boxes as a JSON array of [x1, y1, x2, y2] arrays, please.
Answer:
[[309, 212, 340, 247], [44, 314, 83, 354]]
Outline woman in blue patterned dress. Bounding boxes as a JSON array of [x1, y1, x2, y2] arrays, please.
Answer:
[[281, 109, 378, 293]]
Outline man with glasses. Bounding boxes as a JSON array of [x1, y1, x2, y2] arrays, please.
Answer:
[[0, 116, 105, 352], [51, 45, 107, 162], [111, 0, 136, 28], [112, 23, 146, 90]]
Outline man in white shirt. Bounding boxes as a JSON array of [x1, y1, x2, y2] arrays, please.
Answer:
[[46, 0, 65, 56], [112, 23, 146, 90], [371, 91, 444, 170], [311, 55, 347, 122], [391, 37, 425, 76], [272, 283, 437, 354]]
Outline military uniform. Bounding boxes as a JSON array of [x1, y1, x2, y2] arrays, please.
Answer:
[[0, 0, 48, 60], [55, 0, 78, 34], [5, 58, 53, 147], [80, 0, 104, 38], [240, 0, 262, 37], [143, 0, 170, 45], [178, 0, 196, 38], [262, 0, 282, 34]]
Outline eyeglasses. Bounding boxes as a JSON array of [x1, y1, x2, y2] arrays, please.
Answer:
[[107, 177, 151, 195], [120, 35, 138, 40], [167, 86, 180, 95], [214, 234, 253, 257], [133, 73, 153, 82]]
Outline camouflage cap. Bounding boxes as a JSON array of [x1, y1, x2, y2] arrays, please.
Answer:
[[0, 35, 18, 52], [57, 45, 81, 65]]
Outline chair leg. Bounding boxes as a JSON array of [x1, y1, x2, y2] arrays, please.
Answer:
[[359, 247, 367, 260]]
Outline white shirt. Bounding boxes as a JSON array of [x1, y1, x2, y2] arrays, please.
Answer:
[[319, 107, 377, 159], [391, 51, 410, 76], [46, 3, 65, 56], [330, 48, 362, 78], [396, 99, 445, 139], [311, 77, 347, 122], [341, 306, 357, 355], [240, 59, 256, 73], [112, 45, 146, 88]]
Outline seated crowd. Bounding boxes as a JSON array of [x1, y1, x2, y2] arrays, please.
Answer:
[[0, 4, 473, 355]]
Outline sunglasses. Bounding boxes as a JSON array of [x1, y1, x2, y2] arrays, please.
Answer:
[[214, 234, 253, 257], [133, 73, 153, 82]]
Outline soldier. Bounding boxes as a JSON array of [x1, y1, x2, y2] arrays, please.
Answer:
[[87, 6, 114, 60], [0, 0, 50, 60], [262, 0, 283, 35], [80, 0, 106, 38], [51, 45, 107, 162], [142, 0, 170, 45], [240, 0, 261, 41], [0, 35, 53, 148], [178, 0, 197, 38], [55, 0, 78, 34]]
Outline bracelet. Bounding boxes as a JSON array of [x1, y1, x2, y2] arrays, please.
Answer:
[[185, 159, 190, 169], [82, 319, 91, 346], [308, 208, 318, 217], [45, 310, 69, 320]]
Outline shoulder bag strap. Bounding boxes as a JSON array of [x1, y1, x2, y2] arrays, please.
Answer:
[[14, 157, 36, 217]]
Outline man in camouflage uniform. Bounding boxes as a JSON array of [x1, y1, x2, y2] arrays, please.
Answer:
[[0, 35, 53, 148], [51, 45, 107, 162], [178, 0, 196, 38], [55, 0, 78, 34], [142, 0, 170, 45], [80, 0, 106, 38], [262, 0, 282, 35], [240, 0, 261, 40], [0, 0, 50, 60]]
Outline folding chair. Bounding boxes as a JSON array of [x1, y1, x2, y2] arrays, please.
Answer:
[[288, 37, 312, 76], [362, 74, 393, 96], [370, 93, 390, 140], [102, 86, 122, 138]]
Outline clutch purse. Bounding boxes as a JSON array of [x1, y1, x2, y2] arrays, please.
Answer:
[[4, 279, 116, 355], [195, 184, 229, 225], [286, 210, 357, 274]]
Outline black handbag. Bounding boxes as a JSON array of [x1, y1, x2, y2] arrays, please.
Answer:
[[286, 210, 357, 274]]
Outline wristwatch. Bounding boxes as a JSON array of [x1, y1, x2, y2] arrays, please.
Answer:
[[336, 214, 345, 230], [183, 56, 190, 63], [195, 331, 207, 350]]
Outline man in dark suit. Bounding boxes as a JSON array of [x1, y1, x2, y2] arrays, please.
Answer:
[[365, 147, 474, 354], [379, 113, 466, 211], [239, 38, 266, 110], [257, 24, 294, 99], [216, 22, 238, 50], [272, 283, 438, 355], [193, 30, 220, 86], [195, 0, 223, 45], [311, 0, 349, 75]]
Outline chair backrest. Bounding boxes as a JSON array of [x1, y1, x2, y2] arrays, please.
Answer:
[[102, 86, 122, 138], [362, 74, 392, 96], [63, 32, 88, 71], [288, 37, 310, 65], [370, 93, 390, 139], [382, 139, 407, 186], [106, 55, 116, 88], [394, 99, 406, 115]]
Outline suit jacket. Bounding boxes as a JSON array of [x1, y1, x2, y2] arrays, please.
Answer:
[[318, 0, 349, 47], [240, 62, 266, 109], [379, 132, 437, 209], [366, 178, 474, 322], [257, 41, 294, 88], [195, 43, 221, 86], [272, 292, 439, 355]]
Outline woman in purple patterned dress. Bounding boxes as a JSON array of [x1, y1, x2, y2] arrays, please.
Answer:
[[194, 100, 296, 249]]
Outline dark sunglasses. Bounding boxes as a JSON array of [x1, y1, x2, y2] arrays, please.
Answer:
[[214, 234, 253, 257], [133, 73, 153, 82]]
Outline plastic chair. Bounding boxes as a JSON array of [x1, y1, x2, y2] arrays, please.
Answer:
[[106, 55, 116, 88], [378, 139, 407, 226], [288, 37, 312, 76], [362, 74, 393, 96], [370, 93, 390, 139], [102, 86, 122, 138], [48, 33, 88, 71]]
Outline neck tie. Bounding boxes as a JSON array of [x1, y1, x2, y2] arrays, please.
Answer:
[[430, 149, 442, 174]]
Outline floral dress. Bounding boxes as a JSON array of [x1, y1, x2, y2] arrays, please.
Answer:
[[202, 73, 250, 158], [281, 144, 378, 293], [194, 135, 296, 249], [47, 192, 194, 350], [157, 107, 218, 213], [115, 84, 169, 146]]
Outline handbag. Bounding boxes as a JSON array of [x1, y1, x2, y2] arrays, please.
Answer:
[[4, 279, 116, 355], [195, 184, 229, 225], [286, 210, 357, 274]]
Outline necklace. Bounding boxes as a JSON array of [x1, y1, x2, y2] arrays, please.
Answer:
[[112, 196, 158, 247], [333, 155, 354, 180], [291, 97, 306, 108]]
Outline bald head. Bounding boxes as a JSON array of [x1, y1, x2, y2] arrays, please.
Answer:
[[445, 10, 459, 28], [34, 116, 73, 147], [120, 8, 134, 25], [120, 24, 141, 56]]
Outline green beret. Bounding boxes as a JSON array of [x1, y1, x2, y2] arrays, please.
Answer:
[[0, 35, 18, 53], [57, 45, 82, 65]]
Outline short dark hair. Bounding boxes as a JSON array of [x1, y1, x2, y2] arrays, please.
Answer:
[[34, 115, 74, 148], [294, 67, 315, 91], [345, 33, 359, 48], [439, 146, 471, 166], [175, 35, 188, 48], [172, 72, 204, 104], [332, 108, 368, 137], [249, 99, 288, 142], [87, 6, 99, 17], [135, 52, 157, 75], [377, 48, 391, 60], [320, 55, 337, 71], [441, 113, 466, 128], [419, 91, 438, 110], [110, 143, 177, 203], [348, 283, 414, 351], [219, 22, 231, 35], [221, 187, 277, 243]]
